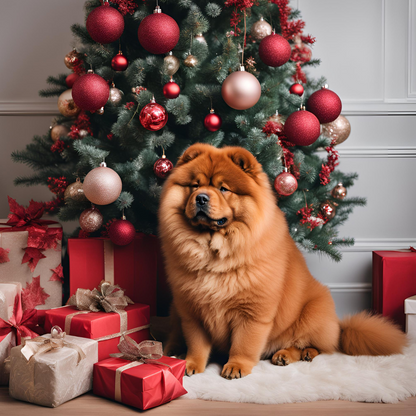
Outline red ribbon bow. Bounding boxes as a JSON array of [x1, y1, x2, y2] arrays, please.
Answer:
[[0, 294, 40, 345]]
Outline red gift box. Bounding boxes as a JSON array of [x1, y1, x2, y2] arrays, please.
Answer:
[[68, 235, 158, 315], [372, 251, 416, 330], [44, 304, 150, 361], [93, 356, 187, 410]]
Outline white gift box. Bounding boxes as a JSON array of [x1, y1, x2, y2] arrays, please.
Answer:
[[0, 282, 21, 385], [405, 295, 416, 336], [9, 333, 98, 407]]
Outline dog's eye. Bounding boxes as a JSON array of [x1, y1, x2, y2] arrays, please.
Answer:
[[190, 184, 199, 189], [220, 186, 229, 193]]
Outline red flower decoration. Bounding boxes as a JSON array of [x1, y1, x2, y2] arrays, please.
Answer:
[[0, 247, 10, 263], [21, 276, 50, 310], [7, 197, 45, 228], [22, 247, 46, 272], [297, 205, 327, 230], [51, 140, 66, 153], [27, 227, 62, 250], [49, 264, 64, 284]]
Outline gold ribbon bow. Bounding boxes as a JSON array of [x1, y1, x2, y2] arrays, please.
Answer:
[[110, 335, 164, 362], [67, 280, 133, 313], [21, 328, 86, 365]]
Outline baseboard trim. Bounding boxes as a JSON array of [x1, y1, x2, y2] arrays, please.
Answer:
[[326, 283, 372, 293], [340, 238, 416, 252]]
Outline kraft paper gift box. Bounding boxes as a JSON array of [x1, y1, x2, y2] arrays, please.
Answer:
[[9, 330, 98, 407], [44, 302, 150, 361], [372, 251, 416, 330], [405, 295, 416, 336], [0, 198, 63, 311], [93, 336, 187, 410], [68, 234, 158, 315]]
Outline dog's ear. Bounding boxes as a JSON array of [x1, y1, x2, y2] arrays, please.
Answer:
[[176, 143, 210, 167], [226, 147, 262, 178]]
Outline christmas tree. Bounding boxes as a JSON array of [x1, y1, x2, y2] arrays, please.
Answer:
[[11, 0, 365, 261]]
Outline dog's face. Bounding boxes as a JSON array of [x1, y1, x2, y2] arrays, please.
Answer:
[[162, 143, 272, 234]]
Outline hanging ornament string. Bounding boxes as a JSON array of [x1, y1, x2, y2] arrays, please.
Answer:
[[241, 10, 247, 66]]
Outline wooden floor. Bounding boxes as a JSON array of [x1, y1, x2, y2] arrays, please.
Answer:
[[1, 388, 415, 415]]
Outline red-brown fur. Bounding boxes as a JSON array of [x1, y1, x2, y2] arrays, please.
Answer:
[[158, 143, 407, 379]]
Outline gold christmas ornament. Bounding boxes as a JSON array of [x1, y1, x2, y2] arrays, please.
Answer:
[[64, 48, 81, 70], [194, 33, 207, 44], [79, 206, 103, 233], [64, 178, 88, 202], [96, 107, 105, 115], [331, 183, 347, 200], [108, 86, 124, 106], [250, 17, 272, 41], [50, 125, 70, 142], [184, 54, 198, 68], [78, 129, 89, 138], [322, 114, 351, 146], [268, 110, 286, 124], [164, 51, 180, 76], [319, 200, 336, 220], [57, 89, 81, 117]]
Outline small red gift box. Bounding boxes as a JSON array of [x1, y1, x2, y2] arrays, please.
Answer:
[[44, 304, 150, 361], [68, 235, 158, 315], [373, 251, 416, 330], [93, 356, 187, 410]]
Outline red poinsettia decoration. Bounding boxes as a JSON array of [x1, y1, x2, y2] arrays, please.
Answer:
[[49, 264, 64, 284], [21, 248, 46, 272], [0, 247, 10, 263], [21, 276, 50, 310], [6, 196, 45, 228], [27, 227, 62, 251]]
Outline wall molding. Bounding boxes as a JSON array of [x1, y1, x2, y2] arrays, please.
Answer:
[[341, 238, 416, 252], [0, 102, 58, 116], [326, 283, 372, 293], [335, 146, 416, 158]]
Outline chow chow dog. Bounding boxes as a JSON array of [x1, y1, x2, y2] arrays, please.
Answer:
[[158, 143, 406, 379]]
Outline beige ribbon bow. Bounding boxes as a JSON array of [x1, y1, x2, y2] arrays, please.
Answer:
[[110, 335, 164, 362], [21, 328, 86, 365], [67, 280, 133, 313]]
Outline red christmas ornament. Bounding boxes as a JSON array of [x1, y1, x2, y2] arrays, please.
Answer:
[[163, 79, 180, 99], [306, 85, 342, 124], [204, 109, 222, 132], [138, 7, 180, 54], [139, 98, 168, 131], [65, 73, 79, 88], [274, 170, 298, 196], [72, 70, 110, 112], [284, 108, 321, 146], [111, 52, 128, 71], [154, 154, 173, 179], [258, 32, 292, 67], [289, 83, 304, 96], [86, 2, 124, 44], [109, 217, 136, 246]]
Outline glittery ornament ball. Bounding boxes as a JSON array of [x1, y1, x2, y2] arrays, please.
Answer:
[[64, 180, 88, 202], [138, 12, 180, 55], [163, 81, 180, 99], [284, 110, 321, 146], [184, 54, 198, 68], [86, 3, 124, 44], [66, 73, 79, 88], [274, 172, 298, 196], [108, 87, 124, 106], [79, 207, 103, 233], [83, 165, 122, 205], [64, 49, 81, 69], [154, 156, 173, 179], [57, 89, 81, 117], [250, 18, 272, 41], [109, 219, 136, 246], [204, 112, 222, 132], [221, 70, 261, 110], [111, 52, 128, 71], [51, 125, 70, 142], [322, 115, 351, 145], [320, 200, 336, 220], [289, 83, 304, 96], [306, 87, 342, 124], [139, 102, 168, 131], [259, 33, 292, 67], [72, 72, 110, 112], [331, 183, 347, 200], [164, 53, 180, 75]]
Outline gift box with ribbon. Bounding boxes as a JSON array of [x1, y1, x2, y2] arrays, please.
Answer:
[[0, 197, 63, 311], [93, 335, 187, 410], [44, 281, 150, 361], [9, 325, 98, 407], [373, 250, 416, 330], [405, 295, 416, 336], [68, 234, 158, 315]]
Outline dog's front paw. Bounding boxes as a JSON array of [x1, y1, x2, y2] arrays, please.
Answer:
[[301, 347, 319, 362], [185, 358, 206, 376], [221, 361, 253, 379]]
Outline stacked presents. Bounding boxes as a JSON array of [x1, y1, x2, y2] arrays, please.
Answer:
[[0, 198, 186, 410]]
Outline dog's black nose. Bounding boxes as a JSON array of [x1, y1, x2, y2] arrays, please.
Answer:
[[196, 193, 209, 206]]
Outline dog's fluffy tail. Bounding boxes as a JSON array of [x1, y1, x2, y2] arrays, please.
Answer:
[[339, 311, 407, 356]]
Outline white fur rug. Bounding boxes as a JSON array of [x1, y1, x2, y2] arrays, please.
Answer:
[[181, 340, 416, 404]]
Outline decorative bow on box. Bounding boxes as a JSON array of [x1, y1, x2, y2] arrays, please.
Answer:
[[111, 335, 164, 363]]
